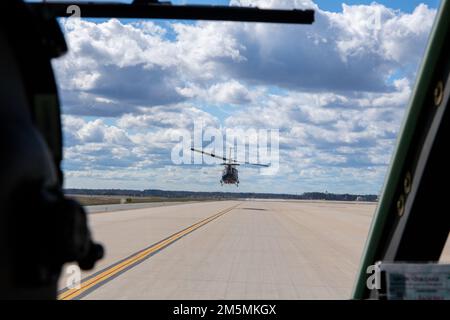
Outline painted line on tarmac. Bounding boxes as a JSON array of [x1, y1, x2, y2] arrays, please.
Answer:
[[58, 202, 240, 300]]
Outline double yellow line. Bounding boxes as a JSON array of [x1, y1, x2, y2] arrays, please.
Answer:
[[59, 202, 240, 300]]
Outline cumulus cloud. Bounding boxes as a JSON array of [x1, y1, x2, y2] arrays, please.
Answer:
[[55, 0, 437, 193], [117, 104, 219, 129], [54, 2, 435, 115], [212, 1, 435, 92], [54, 19, 187, 116], [207, 80, 252, 104]]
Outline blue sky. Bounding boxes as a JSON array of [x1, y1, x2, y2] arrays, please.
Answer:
[[102, 0, 441, 12], [312, 0, 440, 12], [52, 0, 439, 194], [28, 0, 441, 12]]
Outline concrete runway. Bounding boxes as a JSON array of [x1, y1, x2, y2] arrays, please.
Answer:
[[57, 200, 447, 300], [84, 201, 199, 214]]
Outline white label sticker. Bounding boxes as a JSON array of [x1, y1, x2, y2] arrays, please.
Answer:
[[380, 263, 450, 300]]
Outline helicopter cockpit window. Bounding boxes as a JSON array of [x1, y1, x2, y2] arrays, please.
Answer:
[[33, 0, 447, 300]]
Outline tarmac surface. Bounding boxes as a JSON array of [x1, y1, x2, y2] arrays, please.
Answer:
[[57, 200, 449, 300]]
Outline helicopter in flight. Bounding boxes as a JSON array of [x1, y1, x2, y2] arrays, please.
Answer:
[[191, 147, 269, 186]]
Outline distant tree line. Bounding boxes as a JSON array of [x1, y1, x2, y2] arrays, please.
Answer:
[[64, 188, 378, 202]]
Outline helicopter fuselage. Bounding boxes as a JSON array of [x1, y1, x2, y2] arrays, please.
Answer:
[[221, 164, 239, 185], [191, 147, 267, 186]]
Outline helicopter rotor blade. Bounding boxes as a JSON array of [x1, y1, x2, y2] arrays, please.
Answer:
[[190, 148, 231, 162], [190, 148, 268, 166], [241, 162, 270, 167], [227, 158, 270, 167]]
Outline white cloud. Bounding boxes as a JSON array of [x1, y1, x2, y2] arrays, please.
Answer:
[[218, 2, 435, 92], [207, 80, 252, 104], [54, 2, 435, 116], [56, 1, 437, 194], [117, 104, 219, 129]]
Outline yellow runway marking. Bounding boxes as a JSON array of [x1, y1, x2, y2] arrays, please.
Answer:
[[59, 203, 240, 300]]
